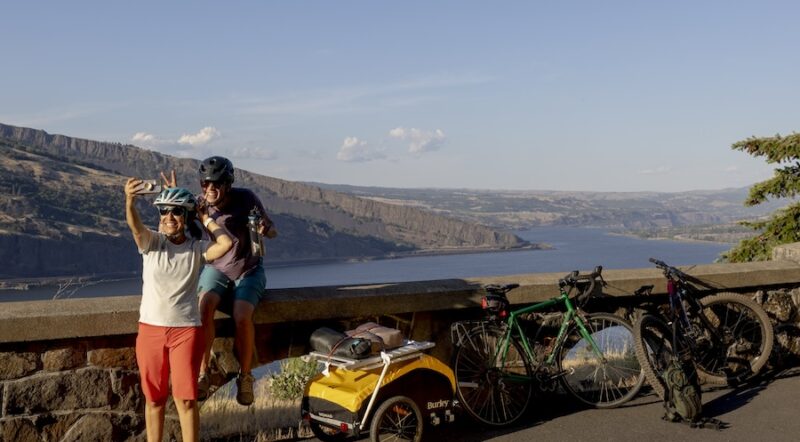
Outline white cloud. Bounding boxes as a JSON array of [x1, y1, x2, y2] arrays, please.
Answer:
[[132, 132, 156, 143], [637, 166, 672, 175], [724, 165, 739, 173], [177, 126, 221, 146], [389, 127, 446, 154], [131, 127, 222, 157], [231, 146, 278, 160], [336, 137, 385, 162], [131, 131, 171, 149]]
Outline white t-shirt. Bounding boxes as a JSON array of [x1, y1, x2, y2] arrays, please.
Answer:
[[139, 232, 210, 327]]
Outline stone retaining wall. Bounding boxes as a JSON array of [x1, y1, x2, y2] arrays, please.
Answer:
[[0, 336, 160, 441], [4, 252, 800, 440]]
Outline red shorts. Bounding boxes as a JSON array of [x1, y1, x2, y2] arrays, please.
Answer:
[[136, 323, 204, 402]]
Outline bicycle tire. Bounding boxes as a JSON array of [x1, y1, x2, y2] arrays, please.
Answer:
[[558, 313, 645, 408], [452, 324, 533, 426], [692, 292, 774, 385], [633, 314, 674, 399], [369, 396, 423, 442], [309, 421, 352, 442]]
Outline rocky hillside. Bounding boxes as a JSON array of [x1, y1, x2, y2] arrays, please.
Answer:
[[0, 123, 527, 278], [313, 184, 789, 230]]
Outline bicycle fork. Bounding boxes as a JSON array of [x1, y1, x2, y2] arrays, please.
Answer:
[[568, 310, 609, 364]]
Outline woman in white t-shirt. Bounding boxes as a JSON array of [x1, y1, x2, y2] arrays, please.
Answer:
[[125, 180, 232, 442]]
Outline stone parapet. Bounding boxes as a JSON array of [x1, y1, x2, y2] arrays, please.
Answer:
[[773, 242, 800, 263], [4, 260, 800, 344], [2, 258, 800, 440]]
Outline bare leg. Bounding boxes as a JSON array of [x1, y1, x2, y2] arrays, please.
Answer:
[[144, 400, 166, 442], [198, 291, 222, 375], [174, 398, 200, 442], [233, 300, 256, 374]]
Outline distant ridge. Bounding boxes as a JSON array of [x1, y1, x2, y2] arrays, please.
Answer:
[[0, 123, 527, 279], [310, 181, 787, 231]]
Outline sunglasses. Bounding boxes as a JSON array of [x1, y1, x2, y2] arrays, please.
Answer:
[[158, 206, 187, 217], [201, 180, 227, 189]]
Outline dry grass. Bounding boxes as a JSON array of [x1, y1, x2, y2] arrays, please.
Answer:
[[199, 377, 312, 441]]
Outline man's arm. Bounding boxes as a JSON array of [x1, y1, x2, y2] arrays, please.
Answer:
[[253, 192, 278, 239], [124, 178, 153, 250], [160, 169, 177, 188], [198, 202, 232, 261], [262, 216, 277, 239]]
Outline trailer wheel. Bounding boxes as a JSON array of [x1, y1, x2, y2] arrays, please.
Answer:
[[369, 395, 423, 442], [309, 421, 351, 442]]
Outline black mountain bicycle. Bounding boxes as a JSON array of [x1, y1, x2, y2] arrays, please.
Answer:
[[633, 258, 774, 399]]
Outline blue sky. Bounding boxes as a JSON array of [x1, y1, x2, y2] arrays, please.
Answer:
[[1, 1, 797, 192]]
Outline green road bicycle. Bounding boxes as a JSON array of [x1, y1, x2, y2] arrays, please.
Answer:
[[450, 267, 644, 426]]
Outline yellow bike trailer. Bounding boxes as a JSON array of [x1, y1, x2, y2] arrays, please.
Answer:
[[302, 341, 456, 442]]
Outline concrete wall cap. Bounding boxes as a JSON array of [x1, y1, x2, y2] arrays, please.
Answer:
[[2, 260, 800, 344]]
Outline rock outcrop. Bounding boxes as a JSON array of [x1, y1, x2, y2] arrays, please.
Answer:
[[0, 123, 527, 278]]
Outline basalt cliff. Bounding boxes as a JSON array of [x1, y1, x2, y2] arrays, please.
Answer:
[[0, 123, 527, 279]]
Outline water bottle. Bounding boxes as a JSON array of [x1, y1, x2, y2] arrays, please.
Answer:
[[248, 206, 264, 257]]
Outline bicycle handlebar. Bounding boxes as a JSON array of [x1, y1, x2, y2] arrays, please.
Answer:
[[649, 257, 688, 281], [558, 266, 606, 303]]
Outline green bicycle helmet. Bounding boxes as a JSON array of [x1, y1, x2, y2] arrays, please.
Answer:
[[154, 187, 197, 210]]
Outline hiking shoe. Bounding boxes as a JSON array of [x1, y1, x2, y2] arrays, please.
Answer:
[[236, 372, 255, 406], [197, 373, 210, 401]]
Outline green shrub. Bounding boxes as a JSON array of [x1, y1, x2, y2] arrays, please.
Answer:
[[268, 358, 321, 401]]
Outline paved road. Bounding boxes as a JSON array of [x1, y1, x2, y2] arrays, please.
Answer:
[[439, 367, 800, 442], [308, 367, 800, 442]]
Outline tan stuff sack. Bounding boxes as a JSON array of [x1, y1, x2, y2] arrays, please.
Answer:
[[350, 322, 405, 350]]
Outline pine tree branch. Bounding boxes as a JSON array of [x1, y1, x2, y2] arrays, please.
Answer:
[[732, 133, 800, 164], [746, 165, 800, 205]]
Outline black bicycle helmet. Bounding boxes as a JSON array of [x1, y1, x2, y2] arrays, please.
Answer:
[[199, 156, 235, 184]]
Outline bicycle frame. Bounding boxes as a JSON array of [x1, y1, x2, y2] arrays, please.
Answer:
[[665, 274, 726, 350], [492, 287, 606, 383]]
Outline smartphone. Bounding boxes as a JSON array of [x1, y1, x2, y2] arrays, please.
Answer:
[[133, 179, 162, 195]]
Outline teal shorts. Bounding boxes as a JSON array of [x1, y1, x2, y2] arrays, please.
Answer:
[[198, 265, 266, 307]]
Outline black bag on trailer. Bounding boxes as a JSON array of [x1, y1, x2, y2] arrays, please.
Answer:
[[310, 327, 372, 359], [332, 337, 372, 359], [310, 327, 347, 354]]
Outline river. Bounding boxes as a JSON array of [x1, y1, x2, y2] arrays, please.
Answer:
[[0, 227, 731, 302]]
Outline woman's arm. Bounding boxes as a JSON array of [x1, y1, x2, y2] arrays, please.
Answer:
[[124, 178, 153, 250]]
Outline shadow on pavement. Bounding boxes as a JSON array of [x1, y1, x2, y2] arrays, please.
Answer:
[[429, 390, 597, 442], [704, 366, 800, 418]]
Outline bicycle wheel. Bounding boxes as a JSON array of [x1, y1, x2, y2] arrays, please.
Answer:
[[369, 396, 423, 442], [692, 292, 774, 385], [558, 313, 645, 408], [633, 314, 674, 399], [452, 324, 533, 426]]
